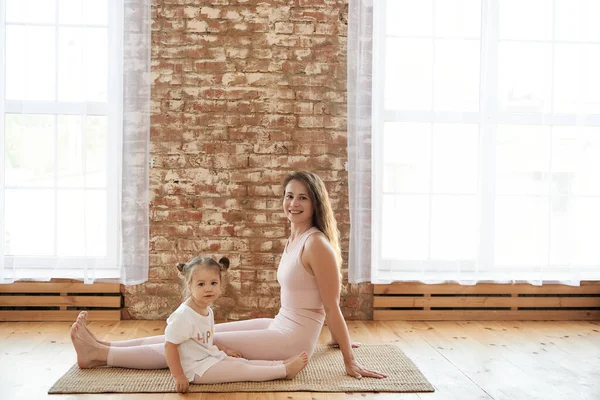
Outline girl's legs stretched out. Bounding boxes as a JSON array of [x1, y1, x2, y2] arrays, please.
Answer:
[[73, 308, 324, 368], [77, 311, 164, 347], [71, 313, 166, 369], [192, 352, 308, 384]]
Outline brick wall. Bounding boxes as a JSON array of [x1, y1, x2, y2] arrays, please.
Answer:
[[123, 0, 373, 320]]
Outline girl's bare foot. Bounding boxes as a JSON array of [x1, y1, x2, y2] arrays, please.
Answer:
[[70, 321, 109, 368], [77, 311, 110, 346], [284, 351, 309, 379]]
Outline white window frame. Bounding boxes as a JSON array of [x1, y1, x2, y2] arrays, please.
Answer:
[[371, 0, 600, 282], [1, 1, 123, 281]]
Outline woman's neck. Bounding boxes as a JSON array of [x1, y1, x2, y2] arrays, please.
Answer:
[[289, 221, 314, 242]]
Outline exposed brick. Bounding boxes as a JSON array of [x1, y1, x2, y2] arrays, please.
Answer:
[[132, 0, 369, 322]]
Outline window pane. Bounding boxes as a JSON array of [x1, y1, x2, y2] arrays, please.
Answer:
[[550, 197, 600, 265], [5, 114, 55, 187], [383, 122, 431, 193], [382, 195, 430, 260], [6, 0, 56, 24], [498, 43, 552, 112], [553, 44, 600, 114], [386, 0, 432, 37], [499, 0, 553, 41], [496, 125, 551, 195], [555, 0, 600, 42], [431, 195, 477, 260], [57, 190, 106, 256], [57, 116, 84, 187], [85, 28, 108, 102], [434, 0, 481, 38], [433, 39, 480, 111], [4, 190, 55, 256], [57, 116, 107, 188], [432, 124, 479, 194], [58, 27, 108, 102], [59, 0, 108, 25], [385, 38, 432, 110], [6, 26, 56, 101], [86, 116, 108, 187], [552, 127, 600, 196], [495, 197, 550, 266], [58, 28, 84, 102]]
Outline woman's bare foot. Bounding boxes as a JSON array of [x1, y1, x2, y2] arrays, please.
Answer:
[[70, 321, 109, 368], [77, 311, 110, 346], [284, 351, 309, 379]]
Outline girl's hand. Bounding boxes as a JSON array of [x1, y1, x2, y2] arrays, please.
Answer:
[[327, 340, 361, 349], [224, 348, 242, 358], [174, 375, 189, 393], [344, 359, 387, 379]]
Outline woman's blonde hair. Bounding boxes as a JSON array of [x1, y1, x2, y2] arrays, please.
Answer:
[[283, 171, 342, 268], [176, 256, 230, 298]]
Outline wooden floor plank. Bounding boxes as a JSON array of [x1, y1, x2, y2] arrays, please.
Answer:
[[369, 321, 492, 399], [408, 321, 560, 400], [472, 321, 598, 400], [1, 320, 599, 399]]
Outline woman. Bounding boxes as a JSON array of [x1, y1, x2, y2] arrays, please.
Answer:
[[70, 171, 385, 379]]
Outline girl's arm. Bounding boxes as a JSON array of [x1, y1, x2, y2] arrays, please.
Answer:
[[165, 341, 190, 393], [215, 343, 242, 358], [304, 234, 386, 379]]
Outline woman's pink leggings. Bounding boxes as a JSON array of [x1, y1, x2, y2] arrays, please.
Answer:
[[106, 307, 325, 370]]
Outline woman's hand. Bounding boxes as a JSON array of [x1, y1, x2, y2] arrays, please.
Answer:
[[344, 358, 387, 379], [223, 348, 242, 358], [174, 374, 189, 393], [327, 339, 361, 349]]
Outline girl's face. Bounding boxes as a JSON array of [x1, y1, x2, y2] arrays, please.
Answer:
[[283, 179, 314, 226], [188, 267, 221, 309]]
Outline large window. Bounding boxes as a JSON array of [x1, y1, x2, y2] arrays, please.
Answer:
[[1, 0, 123, 281], [371, 0, 600, 282]]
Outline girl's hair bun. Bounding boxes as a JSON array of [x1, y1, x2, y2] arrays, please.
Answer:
[[176, 262, 186, 273], [218, 257, 230, 270]]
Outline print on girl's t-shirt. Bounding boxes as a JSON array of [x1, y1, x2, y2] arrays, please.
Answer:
[[197, 329, 212, 344]]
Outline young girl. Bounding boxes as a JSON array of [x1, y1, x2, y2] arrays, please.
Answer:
[[165, 256, 308, 393]]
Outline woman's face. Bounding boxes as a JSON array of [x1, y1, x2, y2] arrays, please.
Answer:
[[283, 179, 314, 226]]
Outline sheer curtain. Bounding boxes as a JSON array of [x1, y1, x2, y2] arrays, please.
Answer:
[[347, 0, 373, 284], [348, 0, 600, 285], [0, 0, 150, 285], [120, 1, 151, 285]]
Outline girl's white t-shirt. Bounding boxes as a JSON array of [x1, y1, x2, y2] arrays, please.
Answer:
[[165, 303, 226, 381]]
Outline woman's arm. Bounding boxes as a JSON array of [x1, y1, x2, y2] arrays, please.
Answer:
[[304, 234, 386, 379], [325, 313, 361, 348], [165, 341, 190, 393]]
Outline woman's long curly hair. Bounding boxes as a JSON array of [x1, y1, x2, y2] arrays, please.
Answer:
[[283, 171, 342, 268]]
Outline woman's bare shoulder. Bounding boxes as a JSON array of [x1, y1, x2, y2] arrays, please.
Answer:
[[305, 231, 335, 256]]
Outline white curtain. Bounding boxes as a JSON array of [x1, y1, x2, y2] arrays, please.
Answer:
[[347, 0, 374, 284], [119, 0, 151, 285], [0, 0, 150, 285], [348, 0, 600, 285]]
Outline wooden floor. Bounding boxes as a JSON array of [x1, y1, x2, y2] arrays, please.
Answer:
[[1, 320, 599, 400]]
